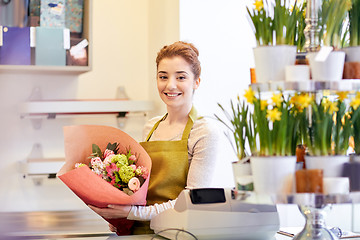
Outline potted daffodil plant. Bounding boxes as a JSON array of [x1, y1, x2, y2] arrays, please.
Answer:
[[248, 0, 306, 83], [343, 0, 360, 78], [303, 92, 352, 177], [307, 0, 350, 81], [216, 87, 302, 195]]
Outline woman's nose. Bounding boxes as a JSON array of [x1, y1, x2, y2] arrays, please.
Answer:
[[166, 76, 177, 89]]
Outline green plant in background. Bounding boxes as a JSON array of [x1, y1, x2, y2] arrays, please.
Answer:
[[247, 0, 306, 49], [348, 0, 360, 46], [304, 92, 352, 156], [216, 90, 358, 158], [294, 1, 307, 52], [332, 92, 352, 155], [304, 97, 334, 156], [215, 97, 256, 160], [318, 0, 351, 48], [244, 87, 298, 156], [349, 92, 360, 154], [289, 92, 313, 145]]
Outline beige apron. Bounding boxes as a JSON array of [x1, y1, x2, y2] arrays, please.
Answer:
[[132, 107, 197, 234]]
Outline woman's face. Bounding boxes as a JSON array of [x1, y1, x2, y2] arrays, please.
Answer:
[[157, 56, 200, 110]]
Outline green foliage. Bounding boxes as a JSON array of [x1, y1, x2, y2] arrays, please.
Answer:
[[318, 0, 350, 48], [215, 98, 254, 159], [91, 144, 103, 158], [348, 0, 360, 46], [247, 0, 306, 51]]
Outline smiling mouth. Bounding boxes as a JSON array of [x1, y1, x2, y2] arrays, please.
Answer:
[[165, 93, 181, 97]]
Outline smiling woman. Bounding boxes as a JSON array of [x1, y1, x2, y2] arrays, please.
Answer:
[[88, 41, 234, 235]]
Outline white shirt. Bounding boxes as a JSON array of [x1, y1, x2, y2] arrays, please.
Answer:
[[127, 115, 235, 221]]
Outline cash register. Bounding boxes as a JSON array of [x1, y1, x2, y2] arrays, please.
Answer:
[[150, 188, 280, 240]]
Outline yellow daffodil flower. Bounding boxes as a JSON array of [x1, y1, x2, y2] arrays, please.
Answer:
[[244, 87, 256, 104], [322, 98, 336, 114], [253, 0, 264, 11], [323, 100, 338, 114], [289, 94, 298, 106], [336, 91, 349, 101], [350, 97, 360, 110], [260, 99, 268, 111], [346, 0, 352, 11], [290, 5, 294, 13], [271, 93, 283, 107], [355, 92, 360, 100], [328, 102, 339, 114], [266, 108, 282, 122], [297, 93, 312, 109]]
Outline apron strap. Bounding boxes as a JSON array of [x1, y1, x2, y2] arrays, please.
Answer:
[[144, 114, 167, 142], [145, 106, 199, 142], [181, 106, 197, 140]]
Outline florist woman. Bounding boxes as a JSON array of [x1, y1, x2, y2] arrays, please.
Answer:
[[89, 41, 234, 234]]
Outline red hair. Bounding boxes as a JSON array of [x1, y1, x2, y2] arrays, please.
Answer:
[[156, 41, 201, 79]]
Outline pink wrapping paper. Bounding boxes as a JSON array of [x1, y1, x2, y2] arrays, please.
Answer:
[[57, 125, 152, 235]]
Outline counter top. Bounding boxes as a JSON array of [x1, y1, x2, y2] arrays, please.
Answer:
[[1, 210, 359, 240]]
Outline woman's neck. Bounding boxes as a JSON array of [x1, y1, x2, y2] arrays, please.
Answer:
[[165, 105, 192, 125]]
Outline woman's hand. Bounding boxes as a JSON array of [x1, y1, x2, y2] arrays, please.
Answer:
[[88, 204, 132, 219], [108, 223, 117, 233]]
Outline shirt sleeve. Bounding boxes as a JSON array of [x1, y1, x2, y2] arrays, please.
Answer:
[[186, 117, 236, 189], [127, 199, 176, 221]]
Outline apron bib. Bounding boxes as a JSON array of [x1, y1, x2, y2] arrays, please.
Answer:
[[132, 107, 197, 234]]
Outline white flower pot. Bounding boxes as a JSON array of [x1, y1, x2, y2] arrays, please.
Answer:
[[250, 156, 297, 195], [232, 161, 253, 191], [343, 46, 360, 62], [305, 155, 349, 178], [253, 45, 297, 83], [307, 51, 345, 81]]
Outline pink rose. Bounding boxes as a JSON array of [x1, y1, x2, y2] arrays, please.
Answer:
[[128, 177, 140, 192], [136, 166, 149, 179], [91, 157, 102, 166], [106, 163, 119, 177], [104, 154, 115, 165], [129, 155, 137, 161], [104, 149, 115, 158], [129, 164, 136, 171]]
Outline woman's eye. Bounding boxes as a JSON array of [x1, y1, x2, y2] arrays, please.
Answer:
[[177, 76, 186, 80], [159, 76, 167, 80]]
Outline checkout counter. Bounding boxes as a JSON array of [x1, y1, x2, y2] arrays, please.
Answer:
[[2, 188, 360, 239], [0, 210, 292, 240]]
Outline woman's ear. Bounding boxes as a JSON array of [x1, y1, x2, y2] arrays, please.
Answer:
[[193, 77, 201, 90]]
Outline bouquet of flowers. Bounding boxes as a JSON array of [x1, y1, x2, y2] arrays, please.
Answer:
[[57, 125, 152, 235], [76, 142, 149, 195]]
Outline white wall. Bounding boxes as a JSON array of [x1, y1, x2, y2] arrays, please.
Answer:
[[0, 0, 152, 212], [179, 0, 256, 118]]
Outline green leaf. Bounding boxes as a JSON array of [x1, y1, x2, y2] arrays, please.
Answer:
[[92, 144, 103, 158]]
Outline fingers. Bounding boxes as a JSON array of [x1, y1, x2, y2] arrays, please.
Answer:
[[109, 223, 117, 232], [87, 205, 131, 219]]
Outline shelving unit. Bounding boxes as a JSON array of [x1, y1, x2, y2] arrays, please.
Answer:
[[20, 158, 65, 177], [0, 0, 92, 74], [251, 80, 360, 92], [19, 99, 155, 119]]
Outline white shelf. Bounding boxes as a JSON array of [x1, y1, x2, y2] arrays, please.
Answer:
[[0, 65, 91, 75], [19, 99, 154, 118], [251, 79, 360, 92], [20, 158, 65, 176]]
